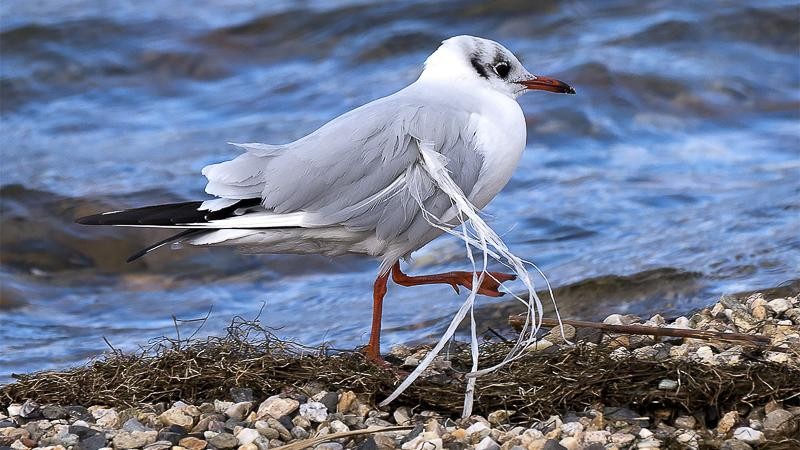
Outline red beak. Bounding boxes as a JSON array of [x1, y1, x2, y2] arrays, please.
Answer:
[[518, 76, 576, 94]]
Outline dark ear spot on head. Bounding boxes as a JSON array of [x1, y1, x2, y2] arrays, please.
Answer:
[[470, 56, 488, 79]]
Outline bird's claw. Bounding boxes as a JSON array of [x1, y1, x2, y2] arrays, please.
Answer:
[[453, 271, 516, 297]]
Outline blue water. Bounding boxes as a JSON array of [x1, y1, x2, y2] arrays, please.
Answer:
[[1, 0, 798, 381]]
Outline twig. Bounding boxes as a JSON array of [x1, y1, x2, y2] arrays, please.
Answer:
[[508, 316, 770, 346]]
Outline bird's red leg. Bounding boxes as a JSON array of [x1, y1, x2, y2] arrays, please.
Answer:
[[390, 261, 515, 297], [364, 270, 390, 364]]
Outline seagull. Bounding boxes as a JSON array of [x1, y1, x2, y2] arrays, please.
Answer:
[[77, 35, 575, 363]]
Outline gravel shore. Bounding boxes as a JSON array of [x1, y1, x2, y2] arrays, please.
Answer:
[[2, 293, 798, 450]]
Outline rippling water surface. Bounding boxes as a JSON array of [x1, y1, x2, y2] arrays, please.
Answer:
[[1, 0, 799, 380]]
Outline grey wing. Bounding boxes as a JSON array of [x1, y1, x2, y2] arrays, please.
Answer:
[[201, 96, 484, 246]]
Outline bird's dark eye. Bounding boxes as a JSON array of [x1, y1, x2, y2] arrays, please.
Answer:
[[493, 62, 510, 79]]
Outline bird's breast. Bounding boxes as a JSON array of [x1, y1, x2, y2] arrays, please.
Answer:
[[469, 97, 527, 210]]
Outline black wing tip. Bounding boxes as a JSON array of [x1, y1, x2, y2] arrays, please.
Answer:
[[126, 251, 147, 263], [126, 229, 202, 263], [75, 214, 102, 225]]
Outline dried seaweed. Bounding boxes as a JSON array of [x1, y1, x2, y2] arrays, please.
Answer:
[[2, 316, 798, 428]]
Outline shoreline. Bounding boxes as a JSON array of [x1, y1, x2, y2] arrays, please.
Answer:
[[2, 291, 799, 450]]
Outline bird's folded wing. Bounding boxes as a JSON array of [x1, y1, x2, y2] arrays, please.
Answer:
[[201, 96, 485, 242]]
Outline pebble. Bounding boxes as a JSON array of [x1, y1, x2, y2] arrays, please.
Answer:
[[465, 421, 490, 437], [637, 438, 662, 449], [143, 440, 173, 450], [214, 401, 234, 414], [7, 404, 22, 417], [393, 407, 412, 425], [19, 400, 40, 419], [767, 298, 791, 315], [674, 415, 696, 429], [265, 418, 292, 441], [473, 436, 500, 450], [716, 411, 739, 434], [657, 379, 678, 390], [123, 418, 150, 432], [207, 432, 238, 449], [560, 422, 582, 436], [337, 391, 357, 413], [256, 396, 299, 420], [41, 405, 68, 420], [179, 436, 208, 450], [315, 443, 344, 450], [763, 409, 795, 433], [159, 408, 194, 430], [329, 419, 349, 434], [224, 402, 252, 421], [732, 427, 763, 444], [720, 439, 752, 450], [253, 421, 279, 440], [486, 410, 513, 426], [113, 430, 158, 449], [93, 408, 119, 429], [695, 346, 715, 364], [291, 425, 309, 440], [299, 402, 328, 423], [75, 433, 107, 450], [235, 428, 260, 445], [610, 433, 635, 446], [558, 437, 578, 450], [583, 430, 609, 444]]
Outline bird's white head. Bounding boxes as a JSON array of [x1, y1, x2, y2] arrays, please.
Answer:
[[421, 35, 575, 99]]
